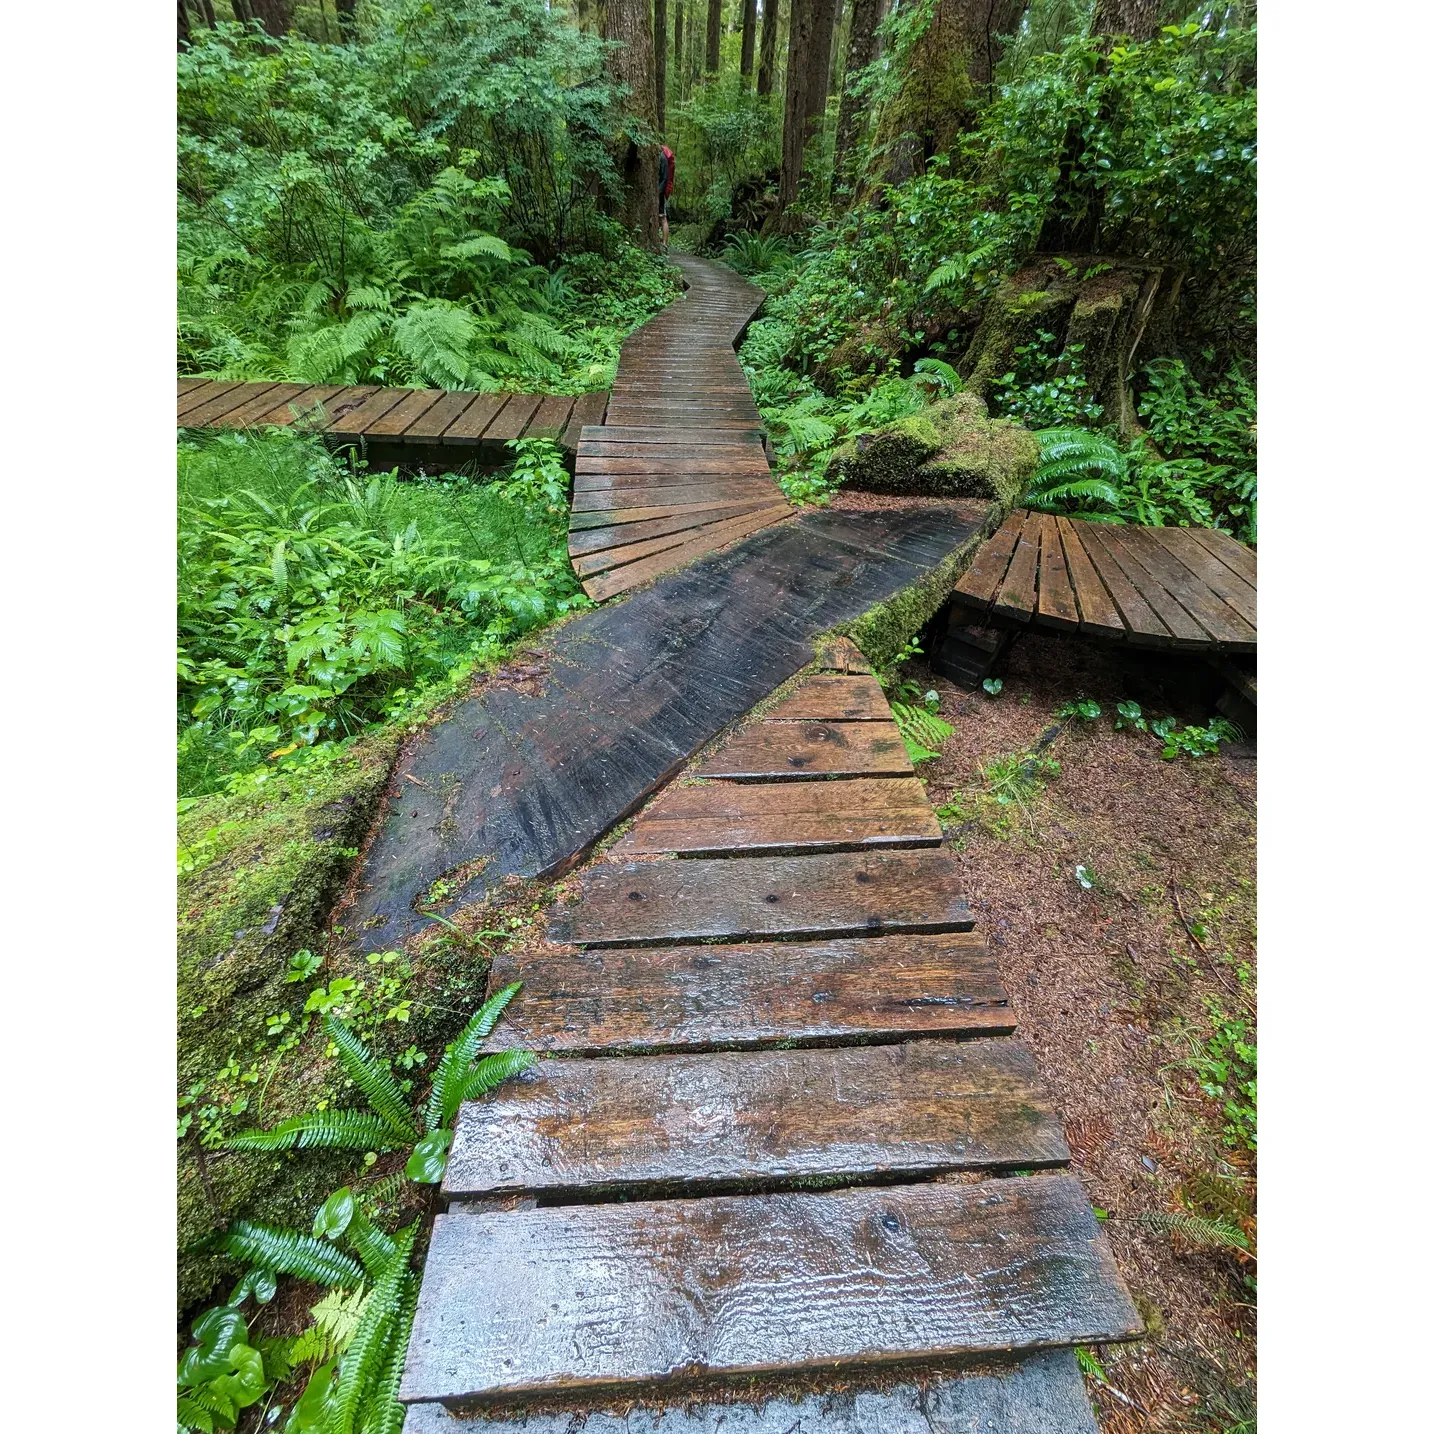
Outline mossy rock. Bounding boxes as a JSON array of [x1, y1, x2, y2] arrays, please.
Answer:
[[832, 393, 1038, 509], [177, 729, 400, 1307]]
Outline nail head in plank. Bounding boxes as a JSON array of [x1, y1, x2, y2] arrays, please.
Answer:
[[399, 1175, 1141, 1404], [550, 849, 973, 947]]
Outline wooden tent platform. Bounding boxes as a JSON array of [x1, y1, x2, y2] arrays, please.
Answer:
[[951, 508, 1256, 652], [176, 378, 606, 457], [398, 644, 1138, 1425], [569, 256, 794, 601]]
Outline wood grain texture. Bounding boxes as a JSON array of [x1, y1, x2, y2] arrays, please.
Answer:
[[322, 386, 410, 435], [444, 1038, 1069, 1198], [693, 719, 912, 780], [399, 1175, 1142, 1404], [365, 387, 445, 437], [401, 389, 481, 440], [1187, 524, 1256, 584], [525, 394, 576, 440], [484, 393, 543, 441], [568, 504, 771, 556], [992, 511, 1043, 622], [550, 849, 973, 947], [582, 425, 762, 446], [953, 510, 1023, 610], [1034, 514, 1080, 632], [212, 382, 315, 428], [1151, 528, 1256, 628], [484, 931, 1012, 1056], [443, 394, 510, 443], [1117, 527, 1254, 650], [761, 674, 890, 721], [1056, 518, 1126, 639], [181, 382, 277, 427], [1076, 522, 1174, 646], [612, 775, 941, 856], [572, 507, 789, 579]]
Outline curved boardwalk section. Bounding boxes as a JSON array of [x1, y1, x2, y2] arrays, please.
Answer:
[[569, 256, 795, 600], [398, 652, 1138, 1431]]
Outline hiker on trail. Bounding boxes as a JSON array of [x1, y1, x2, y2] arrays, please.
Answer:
[[657, 143, 675, 250]]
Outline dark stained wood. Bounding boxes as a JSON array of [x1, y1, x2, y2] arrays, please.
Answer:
[[1076, 522, 1174, 646], [322, 386, 410, 435], [1096, 526, 1228, 648], [579, 441, 762, 460], [568, 504, 771, 556], [1186, 524, 1257, 584], [484, 931, 1013, 1056], [953, 510, 1023, 610], [1148, 527, 1257, 630], [561, 392, 610, 449], [442, 393, 510, 444], [177, 377, 207, 395], [695, 719, 911, 780], [364, 387, 445, 437], [1034, 514, 1080, 632], [400, 1175, 1142, 1404], [573, 508, 785, 578], [250, 384, 344, 426], [573, 484, 781, 516], [550, 849, 973, 947], [992, 511, 1043, 623], [176, 381, 238, 417], [484, 393, 543, 441], [763, 673, 891, 721], [581, 505, 792, 600], [208, 382, 315, 428], [584, 425, 763, 446], [525, 394, 576, 440], [1055, 517, 1126, 639], [401, 389, 481, 440], [444, 1038, 1069, 1199], [310, 385, 379, 431], [181, 382, 277, 427], [568, 499, 773, 531], [577, 456, 773, 477], [612, 775, 940, 856]]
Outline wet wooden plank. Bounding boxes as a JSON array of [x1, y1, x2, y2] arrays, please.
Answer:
[[525, 394, 576, 441], [763, 673, 891, 721], [1117, 526, 1255, 649], [1186, 524, 1257, 584], [402, 389, 481, 440], [323, 386, 410, 436], [560, 392, 609, 449], [485, 393, 543, 441], [177, 377, 207, 395], [813, 635, 874, 674], [576, 457, 772, 477], [613, 775, 940, 857], [1153, 527, 1257, 630], [1096, 526, 1227, 648], [206, 382, 315, 428], [443, 393, 510, 444], [569, 504, 771, 556], [952, 510, 1024, 611], [1076, 523, 1174, 647], [176, 381, 238, 418], [1056, 518, 1126, 639], [694, 719, 911, 780], [445, 1038, 1068, 1199], [249, 384, 343, 427], [180, 382, 278, 427], [550, 849, 973, 947], [583, 425, 763, 446], [399, 1175, 1142, 1404], [581, 505, 790, 600], [568, 499, 772, 531], [364, 387, 445, 437], [572, 509, 782, 579], [310, 385, 380, 432], [485, 931, 1011, 1056], [992, 511, 1043, 623], [572, 479, 779, 508], [1034, 514, 1080, 632]]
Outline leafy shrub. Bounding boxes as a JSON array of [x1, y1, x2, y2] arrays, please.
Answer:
[[992, 330, 1104, 428]]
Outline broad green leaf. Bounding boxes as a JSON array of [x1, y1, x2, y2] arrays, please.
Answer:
[[314, 1187, 356, 1241], [405, 1128, 453, 1183]]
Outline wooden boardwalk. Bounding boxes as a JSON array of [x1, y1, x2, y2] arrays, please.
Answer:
[[176, 378, 606, 455], [952, 508, 1256, 652], [398, 641, 1138, 1426], [569, 256, 794, 601]]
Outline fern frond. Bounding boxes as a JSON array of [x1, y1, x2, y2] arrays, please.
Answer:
[[218, 1222, 364, 1287], [891, 703, 955, 757], [1140, 1210, 1251, 1253], [1024, 477, 1122, 507], [225, 1110, 402, 1153], [328, 1223, 417, 1434], [1031, 453, 1125, 484], [423, 982, 524, 1132], [324, 1016, 418, 1141], [1034, 427, 1121, 460], [441, 234, 513, 263], [359, 1269, 420, 1434], [345, 1205, 399, 1278], [455, 1050, 538, 1106]]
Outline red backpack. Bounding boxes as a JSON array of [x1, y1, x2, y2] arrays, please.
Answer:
[[660, 145, 676, 199]]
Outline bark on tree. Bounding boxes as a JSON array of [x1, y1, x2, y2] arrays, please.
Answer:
[[771, 0, 838, 228], [655, 0, 669, 127], [688, 1, 702, 89], [605, 0, 662, 246], [336, 0, 357, 34], [705, 0, 722, 71], [757, 0, 780, 95], [247, 0, 292, 36], [833, 0, 884, 196], [806, 0, 838, 124], [1092, 0, 1165, 42], [178, 0, 190, 49], [739, 0, 758, 83], [967, 0, 1027, 86], [673, 0, 685, 98], [197, 0, 216, 23]]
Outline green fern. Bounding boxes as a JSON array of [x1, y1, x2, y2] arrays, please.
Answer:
[[1023, 427, 1127, 517], [362, 1269, 421, 1434], [456, 1050, 537, 1106], [225, 1109, 402, 1153], [891, 702, 954, 763], [324, 1016, 419, 1142], [1139, 1209, 1251, 1254], [911, 357, 961, 395], [423, 982, 525, 1131], [216, 1222, 364, 1287]]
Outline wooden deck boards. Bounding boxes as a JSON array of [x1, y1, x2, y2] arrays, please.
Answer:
[[568, 255, 794, 601], [177, 378, 604, 454], [953, 508, 1256, 654]]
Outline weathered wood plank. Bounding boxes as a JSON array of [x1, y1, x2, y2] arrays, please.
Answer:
[[309, 386, 380, 432], [568, 504, 771, 556], [177, 377, 208, 395], [443, 394, 510, 443], [444, 1038, 1069, 1199], [561, 392, 610, 450], [485, 931, 1012, 1056], [1153, 527, 1257, 630], [1056, 518, 1126, 639], [364, 387, 445, 437], [952, 510, 1024, 610], [992, 511, 1043, 623], [1118, 526, 1255, 650], [212, 382, 315, 428], [176, 381, 238, 418], [525, 394, 576, 440], [575, 457, 772, 478], [1076, 522, 1175, 646], [694, 720, 912, 780], [1097, 525, 1232, 648], [572, 482, 780, 513], [401, 389, 481, 440], [578, 441, 761, 459], [762, 674, 891, 721], [583, 425, 763, 446], [573, 512, 779, 578], [550, 850, 973, 946], [813, 635, 874, 674], [484, 393, 543, 441], [568, 499, 772, 530], [323, 387, 410, 435], [250, 384, 343, 427], [1034, 514, 1080, 632], [180, 382, 278, 427], [399, 1175, 1142, 1404], [1186, 524, 1257, 584]]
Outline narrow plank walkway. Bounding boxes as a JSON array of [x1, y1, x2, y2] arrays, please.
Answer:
[[569, 256, 795, 601], [399, 650, 1139, 1426], [177, 379, 606, 455], [344, 503, 993, 950], [953, 508, 1256, 652]]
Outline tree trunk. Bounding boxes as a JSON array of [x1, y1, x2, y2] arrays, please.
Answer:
[[247, 0, 292, 36], [968, 0, 1027, 86], [605, 0, 662, 246], [757, 0, 780, 94], [806, 0, 838, 124], [178, 0, 190, 49], [705, 0, 722, 71], [655, 0, 668, 127], [673, 1, 685, 98], [1091, 0, 1165, 42], [833, 0, 883, 196], [688, 1, 702, 89], [739, 0, 757, 83], [771, 0, 817, 227], [335, 0, 357, 35]]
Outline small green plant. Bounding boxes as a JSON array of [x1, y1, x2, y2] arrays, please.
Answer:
[[1189, 1001, 1257, 1152], [1058, 698, 1102, 722], [891, 702, 955, 764], [993, 332, 1105, 428], [1113, 700, 1146, 732], [1151, 715, 1240, 759], [982, 678, 1003, 696], [1024, 429, 1124, 518], [285, 949, 324, 983]]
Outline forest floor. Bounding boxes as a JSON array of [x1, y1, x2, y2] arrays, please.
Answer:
[[907, 627, 1257, 1433]]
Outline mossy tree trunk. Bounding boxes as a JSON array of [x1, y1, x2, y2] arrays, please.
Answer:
[[833, 0, 885, 199], [740, 0, 758, 83], [656, 0, 669, 125], [757, 0, 781, 94], [605, 0, 662, 247]]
